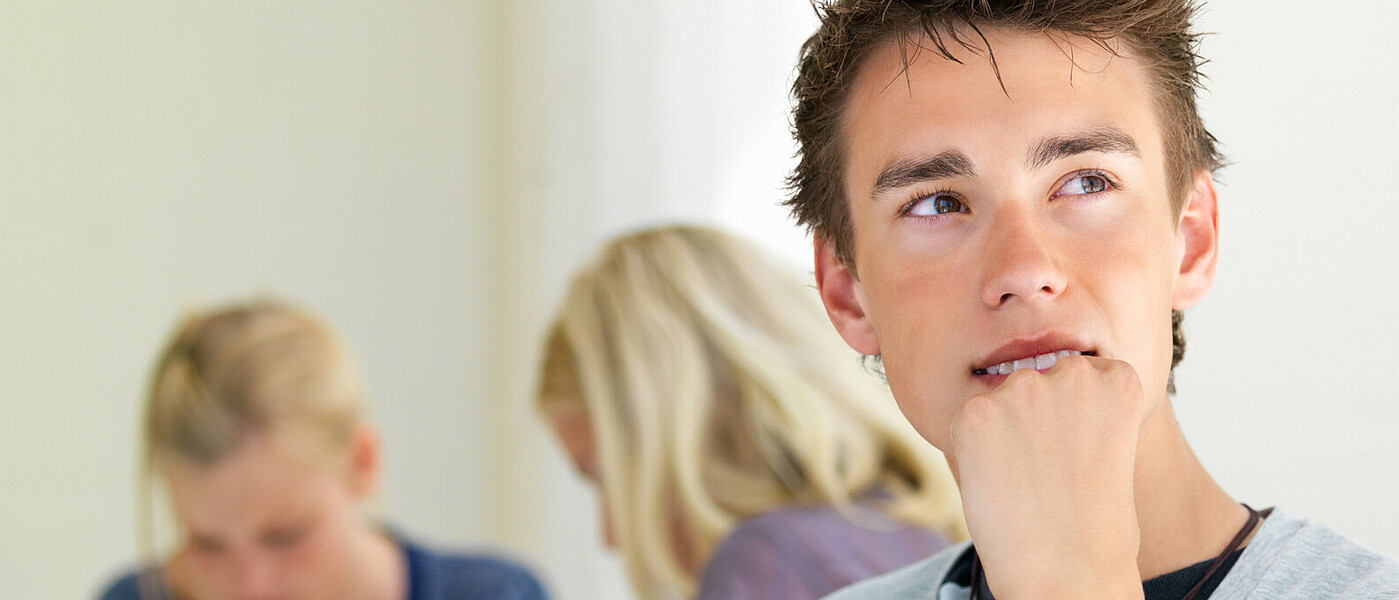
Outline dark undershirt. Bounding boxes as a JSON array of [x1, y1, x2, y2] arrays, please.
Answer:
[[945, 545, 1246, 599]]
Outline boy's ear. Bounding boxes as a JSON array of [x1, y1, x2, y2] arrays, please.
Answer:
[[815, 237, 882, 356], [1172, 169, 1221, 310], [346, 424, 382, 499]]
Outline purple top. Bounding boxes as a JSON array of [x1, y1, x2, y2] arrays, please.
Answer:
[[696, 501, 952, 600]]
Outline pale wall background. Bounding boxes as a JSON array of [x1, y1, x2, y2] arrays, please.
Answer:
[[0, 2, 1395, 599]]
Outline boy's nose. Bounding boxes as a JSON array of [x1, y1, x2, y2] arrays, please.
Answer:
[[979, 211, 1067, 309]]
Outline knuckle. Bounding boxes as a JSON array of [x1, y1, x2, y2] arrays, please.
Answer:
[[1103, 360, 1141, 387], [1059, 353, 1092, 372], [955, 394, 994, 429], [1002, 366, 1041, 390]]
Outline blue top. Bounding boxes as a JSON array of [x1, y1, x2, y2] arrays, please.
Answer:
[[97, 537, 551, 600], [696, 501, 952, 600]]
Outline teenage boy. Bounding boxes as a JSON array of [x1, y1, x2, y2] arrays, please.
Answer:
[[787, 1, 1399, 599]]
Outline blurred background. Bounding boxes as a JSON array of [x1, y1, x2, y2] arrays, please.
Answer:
[[2, 1, 1396, 598]]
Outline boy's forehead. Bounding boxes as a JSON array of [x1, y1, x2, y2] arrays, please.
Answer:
[[842, 27, 1163, 190], [863, 29, 1138, 113]]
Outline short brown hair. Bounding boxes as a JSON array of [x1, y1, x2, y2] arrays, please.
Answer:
[[786, 0, 1223, 392]]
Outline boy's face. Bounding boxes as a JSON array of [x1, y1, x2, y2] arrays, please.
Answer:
[[819, 29, 1217, 451]]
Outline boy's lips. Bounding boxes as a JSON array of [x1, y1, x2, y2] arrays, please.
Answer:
[[971, 334, 1097, 376]]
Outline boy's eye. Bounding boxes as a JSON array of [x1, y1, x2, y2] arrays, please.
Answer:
[[1057, 173, 1112, 195], [906, 194, 967, 217]]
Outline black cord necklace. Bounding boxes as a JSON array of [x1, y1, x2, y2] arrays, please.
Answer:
[[967, 504, 1261, 600]]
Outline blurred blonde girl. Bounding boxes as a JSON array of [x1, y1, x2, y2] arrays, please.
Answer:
[[100, 298, 550, 600], [538, 226, 965, 600]]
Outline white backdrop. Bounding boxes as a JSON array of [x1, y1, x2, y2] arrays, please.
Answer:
[[1, 2, 1396, 599], [1176, 0, 1399, 560]]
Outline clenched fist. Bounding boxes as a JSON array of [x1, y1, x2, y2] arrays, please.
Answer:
[[949, 355, 1148, 600]]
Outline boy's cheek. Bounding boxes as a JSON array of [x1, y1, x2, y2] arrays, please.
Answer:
[[887, 377, 959, 451]]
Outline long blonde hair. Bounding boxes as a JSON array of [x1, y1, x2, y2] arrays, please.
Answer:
[[537, 225, 965, 599], [137, 298, 366, 596]]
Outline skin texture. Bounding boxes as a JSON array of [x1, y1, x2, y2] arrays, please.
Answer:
[[814, 29, 1243, 599], [162, 427, 404, 600]]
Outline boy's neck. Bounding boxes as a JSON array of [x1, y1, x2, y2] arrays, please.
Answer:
[[1132, 399, 1251, 580]]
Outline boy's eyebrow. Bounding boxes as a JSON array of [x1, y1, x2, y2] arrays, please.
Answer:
[[1027, 127, 1141, 170], [869, 128, 1140, 198], [871, 149, 976, 197]]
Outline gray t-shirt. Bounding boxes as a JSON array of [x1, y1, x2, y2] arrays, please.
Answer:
[[697, 501, 951, 600], [822, 508, 1399, 599]]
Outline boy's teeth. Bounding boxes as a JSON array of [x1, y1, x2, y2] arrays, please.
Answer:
[[987, 350, 1082, 375]]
